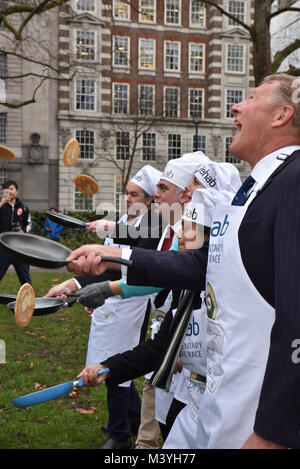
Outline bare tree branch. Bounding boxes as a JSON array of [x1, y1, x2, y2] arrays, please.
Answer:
[[272, 38, 300, 72]]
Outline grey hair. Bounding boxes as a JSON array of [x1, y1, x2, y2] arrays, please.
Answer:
[[261, 74, 300, 127]]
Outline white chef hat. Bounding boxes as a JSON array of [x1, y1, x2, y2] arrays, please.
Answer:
[[161, 151, 210, 190], [182, 188, 235, 228], [130, 165, 162, 196], [194, 161, 241, 193]]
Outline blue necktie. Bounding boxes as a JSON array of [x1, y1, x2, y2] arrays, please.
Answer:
[[231, 175, 256, 206]]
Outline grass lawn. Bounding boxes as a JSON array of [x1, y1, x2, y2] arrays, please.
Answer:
[[0, 271, 144, 449]]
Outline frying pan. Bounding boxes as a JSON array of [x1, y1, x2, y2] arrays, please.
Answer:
[[6, 296, 77, 316], [0, 294, 17, 305], [0, 232, 133, 269], [46, 211, 87, 229], [11, 367, 110, 408]]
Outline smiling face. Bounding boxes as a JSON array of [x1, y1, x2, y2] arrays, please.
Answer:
[[230, 81, 293, 168]]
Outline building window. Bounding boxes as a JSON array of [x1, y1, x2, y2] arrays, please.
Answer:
[[228, 0, 245, 25], [75, 0, 95, 12], [225, 89, 243, 118], [0, 113, 7, 143], [226, 44, 245, 73], [113, 83, 129, 114], [75, 79, 95, 111], [139, 0, 156, 23], [165, 0, 181, 25], [76, 130, 94, 159], [225, 136, 241, 163], [139, 85, 154, 116], [189, 88, 204, 118], [168, 134, 181, 159], [0, 53, 7, 104], [139, 38, 155, 69], [116, 131, 130, 160], [189, 43, 205, 73], [193, 134, 206, 153], [164, 87, 180, 118], [113, 36, 130, 67], [164, 41, 180, 71], [142, 133, 156, 161], [190, 0, 205, 27], [113, 0, 130, 20], [115, 175, 123, 213], [76, 31, 95, 61], [74, 187, 93, 211]]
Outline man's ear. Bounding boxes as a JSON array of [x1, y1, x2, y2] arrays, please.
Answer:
[[179, 190, 190, 205], [272, 105, 294, 128], [145, 195, 154, 208]]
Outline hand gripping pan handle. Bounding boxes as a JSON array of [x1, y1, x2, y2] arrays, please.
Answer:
[[11, 368, 110, 408]]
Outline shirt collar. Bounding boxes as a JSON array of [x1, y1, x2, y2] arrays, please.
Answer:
[[251, 146, 300, 189]]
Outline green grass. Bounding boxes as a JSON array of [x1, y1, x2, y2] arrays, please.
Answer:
[[0, 271, 144, 449]]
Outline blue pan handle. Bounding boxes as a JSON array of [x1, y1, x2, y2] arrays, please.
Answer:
[[74, 367, 110, 387]]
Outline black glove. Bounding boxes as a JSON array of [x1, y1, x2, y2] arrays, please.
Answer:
[[77, 281, 114, 309]]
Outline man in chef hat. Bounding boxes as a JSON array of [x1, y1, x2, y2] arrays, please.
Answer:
[[45, 164, 163, 450], [71, 151, 211, 449]]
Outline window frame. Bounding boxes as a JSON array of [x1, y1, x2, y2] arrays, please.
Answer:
[[164, 86, 180, 118], [188, 42, 205, 74], [75, 29, 97, 62], [113, 35, 130, 68], [225, 88, 244, 119], [116, 131, 130, 160], [113, 82, 129, 115], [113, 0, 130, 20], [226, 43, 245, 74], [75, 78, 96, 112], [138, 38, 156, 70], [138, 84, 155, 116], [139, 0, 156, 23], [142, 132, 156, 161], [164, 40, 181, 72], [165, 0, 181, 26], [167, 133, 182, 160], [189, 0, 206, 28]]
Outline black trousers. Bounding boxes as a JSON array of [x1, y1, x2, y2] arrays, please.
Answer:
[[106, 381, 141, 441], [159, 398, 186, 441], [0, 245, 31, 285]]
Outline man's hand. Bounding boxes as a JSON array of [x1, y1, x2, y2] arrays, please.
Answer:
[[66, 244, 122, 276], [44, 279, 78, 298], [241, 432, 286, 449], [76, 281, 114, 309], [77, 364, 110, 386], [85, 219, 116, 237]]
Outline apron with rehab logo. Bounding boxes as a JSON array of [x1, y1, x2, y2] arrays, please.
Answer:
[[163, 295, 207, 449], [86, 213, 150, 387], [196, 155, 288, 449]]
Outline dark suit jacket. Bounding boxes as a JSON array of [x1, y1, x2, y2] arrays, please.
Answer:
[[126, 150, 300, 448], [76, 207, 165, 287]]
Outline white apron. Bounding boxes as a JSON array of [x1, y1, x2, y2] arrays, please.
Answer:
[[196, 155, 288, 448], [85, 213, 149, 387], [163, 296, 207, 449], [196, 201, 274, 447]]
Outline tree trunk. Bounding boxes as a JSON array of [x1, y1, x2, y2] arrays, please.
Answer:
[[251, 0, 273, 85]]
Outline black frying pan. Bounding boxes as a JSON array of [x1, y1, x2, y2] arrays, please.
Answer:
[[46, 211, 87, 229], [0, 232, 133, 269], [6, 297, 77, 316]]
